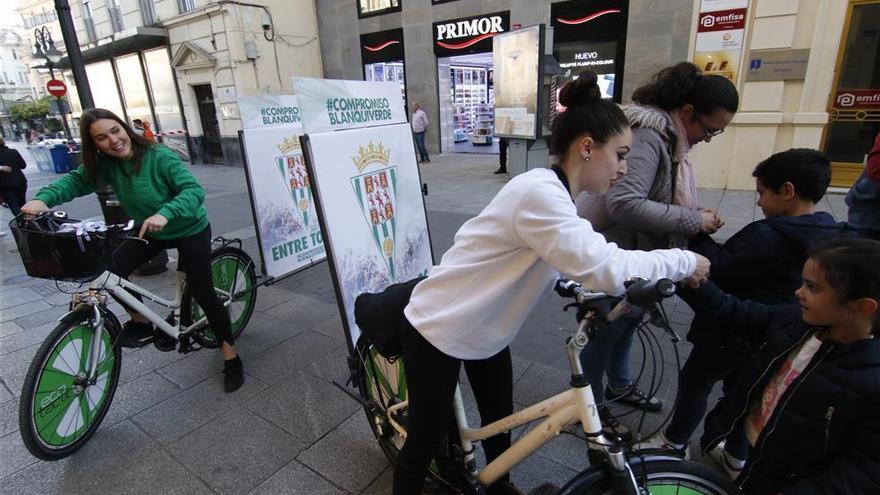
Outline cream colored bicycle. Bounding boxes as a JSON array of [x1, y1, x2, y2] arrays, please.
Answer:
[[343, 278, 740, 494]]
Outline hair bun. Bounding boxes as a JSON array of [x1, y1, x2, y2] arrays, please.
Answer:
[[559, 70, 602, 108]]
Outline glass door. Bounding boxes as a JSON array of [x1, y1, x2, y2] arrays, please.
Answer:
[[823, 0, 880, 187]]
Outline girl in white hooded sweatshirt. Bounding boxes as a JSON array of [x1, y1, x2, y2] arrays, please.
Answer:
[[394, 71, 711, 495]]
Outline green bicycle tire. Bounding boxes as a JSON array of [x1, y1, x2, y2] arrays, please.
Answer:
[[18, 315, 121, 461], [564, 459, 740, 495], [185, 246, 258, 348]]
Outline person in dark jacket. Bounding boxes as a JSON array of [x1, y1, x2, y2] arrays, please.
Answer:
[[846, 131, 880, 240], [642, 149, 857, 472], [676, 237, 880, 495], [0, 136, 28, 216]]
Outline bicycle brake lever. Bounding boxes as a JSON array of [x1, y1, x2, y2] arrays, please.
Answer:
[[562, 302, 579, 312], [648, 306, 680, 343]]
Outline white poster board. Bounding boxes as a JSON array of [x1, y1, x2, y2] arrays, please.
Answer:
[[493, 25, 542, 139], [303, 123, 433, 347], [292, 77, 408, 133], [238, 94, 326, 279], [295, 77, 433, 349], [238, 95, 302, 129]]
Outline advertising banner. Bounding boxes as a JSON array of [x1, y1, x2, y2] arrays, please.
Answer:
[[238, 95, 302, 130], [693, 1, 749, 83], [493, 25, 542, 139], [292, 77, 407, 134], [433, 11, 510, 57], [240, 126, 325, 278], [303, 123, 433, 347]]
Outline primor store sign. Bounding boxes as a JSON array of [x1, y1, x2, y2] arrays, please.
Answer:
[[433, 11, 510, 56]]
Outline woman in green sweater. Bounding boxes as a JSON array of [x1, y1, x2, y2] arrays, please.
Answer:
[[21, 108, 244, 393]]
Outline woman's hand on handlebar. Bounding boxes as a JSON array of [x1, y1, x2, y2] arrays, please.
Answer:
[[138, 213, 168, 239], [21, 199, 49, 217], [683, 253, 710, 288]]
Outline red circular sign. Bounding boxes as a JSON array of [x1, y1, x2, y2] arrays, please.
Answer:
[[46, 79, 67, 97]]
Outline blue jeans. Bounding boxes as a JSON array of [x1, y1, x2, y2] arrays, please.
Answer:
[[580, 313, 641, 394], [413, 131, 428, 161]]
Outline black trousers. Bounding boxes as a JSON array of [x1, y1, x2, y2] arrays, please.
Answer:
[[109, 224, 234, 345], [498, 137, 508, 171], [393, 319, 513, 494], [664, 344, 749, 459], [1, 183, 27, 216]]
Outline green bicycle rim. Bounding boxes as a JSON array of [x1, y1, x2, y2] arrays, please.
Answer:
[[30, 324, 115, 449], [194, 254, 255, 340], [646, 485, 710, 495]]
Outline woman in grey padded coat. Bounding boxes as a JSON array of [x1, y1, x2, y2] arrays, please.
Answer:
[[577, 62, 739, 437]]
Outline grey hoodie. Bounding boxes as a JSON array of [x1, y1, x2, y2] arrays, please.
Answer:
[[577, 104, 702, 250]]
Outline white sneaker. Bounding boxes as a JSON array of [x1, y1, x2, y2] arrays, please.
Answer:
[[707, 442, 744, 481], [636, 431, 690, 459]]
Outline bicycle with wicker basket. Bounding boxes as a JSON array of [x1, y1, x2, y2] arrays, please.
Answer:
[[8, 212, 258, 460]]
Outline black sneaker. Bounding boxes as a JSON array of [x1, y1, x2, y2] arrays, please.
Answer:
[[598, 405, 633, 444], [223, 356, 244, 393], [605, 384, 663, 412], [119, 320, 155, 348]]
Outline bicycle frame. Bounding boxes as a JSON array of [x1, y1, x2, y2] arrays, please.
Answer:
[[377, 317, 622, 488]]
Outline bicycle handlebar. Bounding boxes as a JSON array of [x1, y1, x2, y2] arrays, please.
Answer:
[[555, 277, 676, 325]]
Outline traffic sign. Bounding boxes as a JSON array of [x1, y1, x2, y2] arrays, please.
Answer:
[[46, 79, 67, 98]]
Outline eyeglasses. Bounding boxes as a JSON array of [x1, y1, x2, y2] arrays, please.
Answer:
[[695, 113, 724, 138]]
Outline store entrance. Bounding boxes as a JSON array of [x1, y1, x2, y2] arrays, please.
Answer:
[[438, 52, 498, 154]]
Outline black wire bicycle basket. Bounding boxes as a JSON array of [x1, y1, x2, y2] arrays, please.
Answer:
[[9, 214, 110, 283]]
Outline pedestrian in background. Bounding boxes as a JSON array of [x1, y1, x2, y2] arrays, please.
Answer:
[[495, 137, 508, 174], [577, 62, 739, 426], [846, 131, 880, 241], [411, 101, 430, 163], [0, 136, 28, 218]]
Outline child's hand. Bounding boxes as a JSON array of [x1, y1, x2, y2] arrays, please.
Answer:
[[684, 253, 710, 288]]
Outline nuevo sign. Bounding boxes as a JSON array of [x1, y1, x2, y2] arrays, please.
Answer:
[[433, 11, 510, 56]]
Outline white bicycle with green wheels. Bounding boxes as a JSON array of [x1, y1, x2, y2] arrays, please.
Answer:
[[9, 212, 258, 461]]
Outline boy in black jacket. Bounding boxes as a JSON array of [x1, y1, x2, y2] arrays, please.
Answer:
[[678, 237, 880, 495], [641, 149, 856, 476]]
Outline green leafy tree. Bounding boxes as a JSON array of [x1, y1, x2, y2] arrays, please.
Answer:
[[9, 97, 52, 123]]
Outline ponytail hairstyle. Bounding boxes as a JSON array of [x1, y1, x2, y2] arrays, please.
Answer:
[[807, 237, 880, 336], [551, 70, 630, 156], [80, 108, 153, 185], [631, 62, 739, 116]]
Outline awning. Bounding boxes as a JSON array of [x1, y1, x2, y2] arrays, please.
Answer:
[[55, 27, 168, 69]]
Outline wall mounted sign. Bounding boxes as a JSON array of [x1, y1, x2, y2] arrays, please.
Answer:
[[292, 77, 407, 133], [693, 0, 749, 83], [433, 11, 510, 57], [551, 0, 627, 43], [360, 28, 405, 65], [697, 8, 747, 32], [746, 48, 810, 81], [834, 90, 880, 109]]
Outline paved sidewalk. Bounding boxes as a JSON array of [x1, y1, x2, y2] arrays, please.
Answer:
[[0, 142, 849, 494]]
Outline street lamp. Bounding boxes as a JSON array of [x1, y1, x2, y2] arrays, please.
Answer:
[[32, 26, 72, 141], [0, 81, 11, 139]]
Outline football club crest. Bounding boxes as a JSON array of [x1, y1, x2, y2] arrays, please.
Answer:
[[350, 142, 398, 278], [276, 136, 312, 228]]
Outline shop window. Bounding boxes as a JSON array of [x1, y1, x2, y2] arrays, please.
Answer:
[[358, 0, 400, 19], [117, 54, 151, 130], [106, 0, 124, 33], [140, 0, 157, 25], [81, 1, 97, 42], [178, 0, 197, 14], [85, 60, 124, 118]]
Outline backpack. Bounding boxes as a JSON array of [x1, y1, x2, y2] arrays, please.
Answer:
[[354, 276, 426, 359]]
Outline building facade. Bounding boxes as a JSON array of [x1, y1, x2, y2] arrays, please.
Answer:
[[44, 0, 322, 164], [0, 30, 33, 138], [15, 0, 65, 102], [317, 0, 878, 190], [317, 0, 695, 155]]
